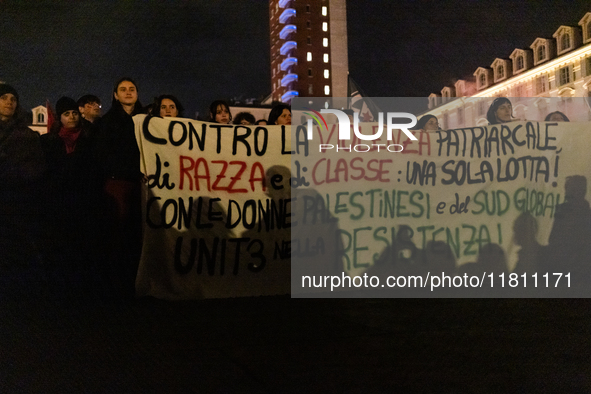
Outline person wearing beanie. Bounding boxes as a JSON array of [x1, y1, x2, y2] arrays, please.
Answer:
[[0, 84, 46, 270], [39, 96, 103, 284]]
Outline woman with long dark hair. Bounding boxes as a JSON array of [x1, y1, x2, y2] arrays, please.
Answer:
[[486, 97, 514, 125], [268, 104, 291, 125], [95, 77, 144, 297], [413, 114, 440, 131], [153, 94, 184, 118], [209, 100, 232, 124]]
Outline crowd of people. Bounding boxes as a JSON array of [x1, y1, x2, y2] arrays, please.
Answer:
[[0, 79, 587, 298], [413, 97, 571, 131], [0, 79, 292, 299]]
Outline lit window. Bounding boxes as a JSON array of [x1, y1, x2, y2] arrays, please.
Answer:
[[308, 84, 313, 94], [324, 85, 330, 95], [323, 38, 328, 47], [322, 6, 327, 16], [537, 45, 546, 62], [323, 54, 329, 63], [536, 75, 547, 94], [307, 52, 312, 61], [324, 69, 329, 78], [516, 56, 524, 70], [322, 22, 328, 31], [561, 33, 570, 51], [559, 66, 571, 86]]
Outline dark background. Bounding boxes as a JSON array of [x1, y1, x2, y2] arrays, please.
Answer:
[[1, 0, 590, 117]]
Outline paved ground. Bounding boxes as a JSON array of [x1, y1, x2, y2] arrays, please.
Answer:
[[1, 293, 590, 393]]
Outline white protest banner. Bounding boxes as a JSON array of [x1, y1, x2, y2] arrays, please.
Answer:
[[134, 115, 292, 299], [291, 115, 591, 296]]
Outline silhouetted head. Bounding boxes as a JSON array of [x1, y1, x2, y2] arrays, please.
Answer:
[[513, 212, 538, 247], [564, 175, 587, 202], [265, 165, 292, 200]]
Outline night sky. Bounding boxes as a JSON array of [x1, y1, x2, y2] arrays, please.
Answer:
[[1, 0, 590, 118]]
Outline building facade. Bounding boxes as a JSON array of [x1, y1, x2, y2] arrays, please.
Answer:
[[425, 12, 591, 128], [269, 0, 348, 103], [30, 105, 47, 134]]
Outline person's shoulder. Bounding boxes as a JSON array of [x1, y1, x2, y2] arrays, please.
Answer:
[[14, 122, 42, 140]]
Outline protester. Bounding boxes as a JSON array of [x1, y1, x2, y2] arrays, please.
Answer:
[[486, 97, 514, 124], [233, 112, 256, 125], [0, 84, 45, 270], [40, 97, 103, 288], [268, 104, 291, 125], [209, 100, 232, 124], [153, 94, 184, 117], [255, 119, 268, 125], [545, 111, 570, 122], [77, 94, 102, 123], [95, 77, 144, 297], [413, 114, 440, 131]]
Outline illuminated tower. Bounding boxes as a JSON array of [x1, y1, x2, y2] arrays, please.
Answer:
[[269, 0, 348, 103]]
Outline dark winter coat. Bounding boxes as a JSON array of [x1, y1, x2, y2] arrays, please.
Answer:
[[0, 117, 45, 266], [94, 102, 141, 182], [40, 123, 102, 216]]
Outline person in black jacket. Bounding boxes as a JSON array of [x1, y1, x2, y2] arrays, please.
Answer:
[[0, 84, 46, 296], [95, 77, 144, 298], [40, 97, 104, 296], [40, 98, 100, 257]]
